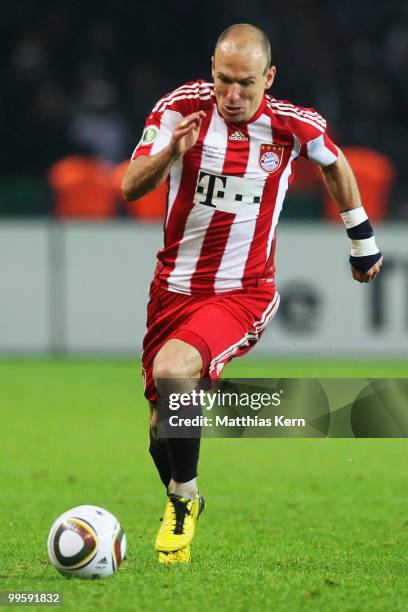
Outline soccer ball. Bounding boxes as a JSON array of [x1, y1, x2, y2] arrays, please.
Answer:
[[47, 505, 126, 579]]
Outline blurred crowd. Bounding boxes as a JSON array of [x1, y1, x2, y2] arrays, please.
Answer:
[[1, 0, 407, 220]]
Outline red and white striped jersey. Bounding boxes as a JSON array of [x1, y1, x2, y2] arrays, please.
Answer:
[[132, 80, 338, 295]]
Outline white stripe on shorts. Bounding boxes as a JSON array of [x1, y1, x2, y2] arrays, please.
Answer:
[[208, 292, 280, 373]]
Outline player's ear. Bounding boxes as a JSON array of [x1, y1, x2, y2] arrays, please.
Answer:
[[211, 56, 215, 79], [265, 65, 276, 90]]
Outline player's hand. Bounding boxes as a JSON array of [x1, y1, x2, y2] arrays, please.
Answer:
[[351, 256, 383, 283], [170, 111, 206, 157]]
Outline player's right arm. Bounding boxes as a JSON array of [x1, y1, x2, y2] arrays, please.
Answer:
[[122, 111, 205, 201]]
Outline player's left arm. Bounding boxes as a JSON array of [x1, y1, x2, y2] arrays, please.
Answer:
[[320, 148, 383, 283], [297, 112, 382, 284]]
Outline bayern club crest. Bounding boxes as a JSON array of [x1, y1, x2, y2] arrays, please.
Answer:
[[259, 144, 284, 173]]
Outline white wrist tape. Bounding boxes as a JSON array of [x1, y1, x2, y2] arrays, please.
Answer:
[[340, 204, 381, 263], [340, 206, 368, 229], [350, 236, 379, 257], [340, 206, 382, 272]]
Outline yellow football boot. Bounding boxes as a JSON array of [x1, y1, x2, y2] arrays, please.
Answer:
[[158, 546, 191, 564], [155, 493, 205, 553]]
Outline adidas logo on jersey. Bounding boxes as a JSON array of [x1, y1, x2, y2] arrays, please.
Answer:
[[229, 130, 248, 141]]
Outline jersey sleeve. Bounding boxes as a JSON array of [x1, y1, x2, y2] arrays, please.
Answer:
[[269, 98, 338, 166], [131, 80, 209, 160], [295, 106, 338, 166], [301, 129, 338, 167], [131, 107, 181, 160]]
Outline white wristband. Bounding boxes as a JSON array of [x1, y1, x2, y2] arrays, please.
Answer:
[[350, 236, 379, 257], [340, 206, 368, 229]]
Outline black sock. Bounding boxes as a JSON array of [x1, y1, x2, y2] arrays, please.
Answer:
[[165, 436, 201, 483], [156, 388, 202, 484], [149, 428, 171, 488]]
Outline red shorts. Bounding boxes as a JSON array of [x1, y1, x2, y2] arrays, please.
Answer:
[[142, 279, 280, 402]]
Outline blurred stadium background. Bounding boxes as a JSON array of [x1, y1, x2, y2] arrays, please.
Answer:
[[1, 0, 407, 361]]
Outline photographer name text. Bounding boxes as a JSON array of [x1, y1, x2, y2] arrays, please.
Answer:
[[168, 415, 306, 428]]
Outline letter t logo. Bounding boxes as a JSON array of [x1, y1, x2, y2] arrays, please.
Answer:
[[195, 172, 227, 207]]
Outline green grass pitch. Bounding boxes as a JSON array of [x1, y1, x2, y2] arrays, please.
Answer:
[[1, 358, 408, 611]]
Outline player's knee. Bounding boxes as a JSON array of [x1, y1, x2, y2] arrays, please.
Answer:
[[152, 340, 202, 381], [152, 354, 191, 380]]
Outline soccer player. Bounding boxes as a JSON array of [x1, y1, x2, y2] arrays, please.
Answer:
[[122, 24, 383, 563]]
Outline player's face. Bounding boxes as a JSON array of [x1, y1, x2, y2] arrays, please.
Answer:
[[212, 46, 275, 123]]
